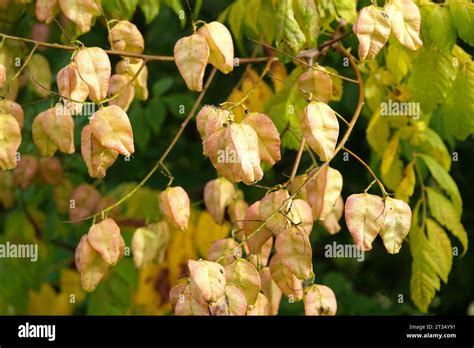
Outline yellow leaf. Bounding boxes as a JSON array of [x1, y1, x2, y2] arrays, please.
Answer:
[[59, 268, 85, 304], [132, 262, 171, 315], [28, 283, 74, 315], [395, 161, 416, 202], [193, 211, 230, 258]]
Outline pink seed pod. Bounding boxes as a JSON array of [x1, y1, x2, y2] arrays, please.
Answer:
[[159, 186, 191, 231]]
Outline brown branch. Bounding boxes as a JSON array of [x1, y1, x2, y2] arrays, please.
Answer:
[[288, 138, 306, 185]]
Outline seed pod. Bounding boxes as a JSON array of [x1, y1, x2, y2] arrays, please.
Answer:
[[288, 174, 309, 201], [188, 259, 226, 303], [81, 125, 118, 179], [196, 105, 232, 152], [26, 54, 51, 98], [116, 58, 148, 101], [227, 198, 248, 236], [306, 166, 343, 220], [75, 234, 109, 292], [132, 221, 170, 269], [225, 258, 261, 306], [379, 197, 412, 254], [241, 112, 281, 165], [33, 106, 75, 155], [169, 283, 187, 311], [56, 62, 89, 114], [75, 47, 111, 102], [209, 283, 247, 315], [304, 284, 337, 316], [174, 33, 210, 92], [275, 226, 313, 280], [248, 237, 272, 269], [287, 199, 314, 236], [345, 193, 386, 251], [297, 69, 333, 104], [243, 201, 273, 254], [159, 186, 190, 231], [321, 195, 344, 235], [109, 20, 145, 53], [259, 267, 282, 315], [204, 177, 236, 225], [89, 105, 135, 157], [14, 155, 38, 190], [0, 63, 6, 89], [0, 99, 24, 129], [269, 254, 304, 301], [35, 0, 59, 24], [0, 113, 21, 170], [300, 101, 339, 162], [59, 0, 100, 33], [0, 171, 15, 209], [197, 21, 234, 74], [205, 123, 263, 185], [208, 238, 242, 266], [259, 189, 290, 236], [54, 180, 73, 214], [38, 157, 63, 185], [353, 6, 392, 60], [246, 293, 271, 315], [384, 0, 422, 50], [174, 281, 210, 315], [69, 184, 101, 222], [87, 218, 125, 266], [107, 74, 135, 112]]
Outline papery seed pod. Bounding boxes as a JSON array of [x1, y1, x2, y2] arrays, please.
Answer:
[[95, 195, 120, 219], [209, 283, 247, 316], [287, 199, 314, 236], [109, 20, 145, 53], [259, 267, 282, 315], [321, 195, 344, 235], [384, 0, 422, 50], [38, 157, 63, 185], [87, 218, 125, 266], [275, 226, 313, 280], [300, 101, 339, 162], [89, 105, 134, 157], [0, 171, 15, 209], [75, 47, 111, 102], [246, 293, 271, 315], [69, 184, 101, 222], [227, 198, 248, 237], [269, 254, 304, 301], [75, 234, 109, 292], [169, 283, 187, 311], [107, 74, 135, 112], [35, 106, 75, 154], [306, 166, 343, 221], [304, 284, 337, 316], [288, 174, 309, 201], [0, 99, 24, 129], [132, 221, 170, 269], [204, 177, 236, 225], [116, 58, 149, 101], [353, 6, 392, 60], [241, 112, 281, 165], [0, 113, 21, 170], [208, 238, 242, 266], [81, 125, 119, 179], [379, 197, 412, 254], [197, 21, 234, 74], [259, 189, 291, 237], [243, 201, 273, 254], [0, 64, 6, 89], [159, 186, 191, 231], [205, 123, 263, 185], [345, 193, 386, 251], [297, 69, 333, 104], [225, 258, 261, 306], [14, 155, 38, 190], [59, 0, 101, 33], [196, 105, 232, 152], [174, 281, 211, 315], [188, 259, 226, 303], [248, 237, 273, 268], [174, 33, 210, 92], [35, 0, 59, 24], [26, 54, 51, 98], [56, 62, 89, 114]]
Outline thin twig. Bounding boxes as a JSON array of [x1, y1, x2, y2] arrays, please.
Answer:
[[288, 138, 306, 185]]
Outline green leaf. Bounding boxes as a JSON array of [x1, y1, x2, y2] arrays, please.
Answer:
[[163, 0, 186, 27], [139, 0, 160, 24], [386, 43, 412, 84], [417, 154, 462, 211], [381, 134, 403, 191], [162, 93, 195, 119], [275, 0, 306, 57], [421, 4, 456, 52], [146, 99, 167, 134], [426, 187, 468, 255], [220, 0, 246, 54], [333, 0, 357, 24], [266, 67, 306, 150], [408, 47, 457, 114], [440, 61, 474, 140], [426, 218, 453, 284], [293, 0, 319, 47], [418, 128, 451, 171], [102, 0, 139, 20], [450, 1, 474, 46], [366, 112, 390, 157]]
